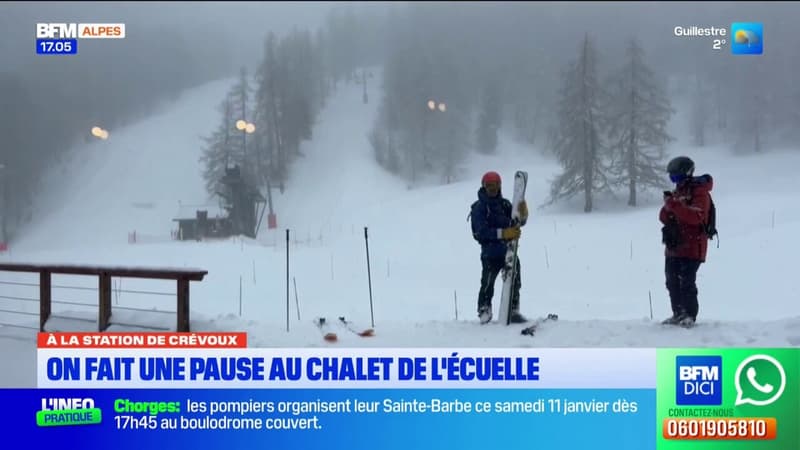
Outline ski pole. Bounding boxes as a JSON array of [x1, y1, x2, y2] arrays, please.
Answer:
[[293, 276, 300, 321], [286, 229, 290, 332], [364, 227, 375, 328]]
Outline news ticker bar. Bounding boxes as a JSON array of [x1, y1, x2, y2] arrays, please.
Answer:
[[1, 388, 658, 450], [21, 333, 800, 449], [38, 331, 247, 348], [3, 388, 796, 449], [37, 347, 655, 389]]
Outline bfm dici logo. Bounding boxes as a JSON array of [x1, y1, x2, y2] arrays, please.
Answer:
[[676, 356, 722, 405]]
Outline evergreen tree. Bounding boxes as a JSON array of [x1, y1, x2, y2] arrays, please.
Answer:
[[200, 67, 259, 196], [730, 63, 767, 154], [689, 73, 710, 147], [278, 29, 316, 158], [254, 32, 284, 187], [476, 78, 502, 154], [605, 38, 674, 206], [199, 97, 235, 195], [227, 67, 256, 182], [547, 34, 611, 213]]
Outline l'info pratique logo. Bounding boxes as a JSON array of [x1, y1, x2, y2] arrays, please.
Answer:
[[37, 397, 102, 427]]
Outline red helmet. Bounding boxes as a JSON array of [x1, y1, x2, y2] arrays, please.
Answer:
[[481, 171, 501, 185]]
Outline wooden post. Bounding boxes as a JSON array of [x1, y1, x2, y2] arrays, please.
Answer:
[[99, 273, 112, 331], [40, 270, 51, 332], [177, 278, 190, 332]]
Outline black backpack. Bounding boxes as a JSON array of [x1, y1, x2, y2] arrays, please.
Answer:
[[467, 200, 488, 242], [704, 195, 718, 241]]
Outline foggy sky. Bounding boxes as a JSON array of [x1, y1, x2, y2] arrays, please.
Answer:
[[1, 1, 388, 72], [2, 1, 798, 242], [3, 2, 797, 76]]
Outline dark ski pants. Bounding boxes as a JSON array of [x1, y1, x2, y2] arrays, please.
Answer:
[[665, 257, 702, 319], [478, 257, 521, 312]]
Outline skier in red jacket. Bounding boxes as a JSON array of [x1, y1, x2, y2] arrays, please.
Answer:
[[659, 156, 713, 327]]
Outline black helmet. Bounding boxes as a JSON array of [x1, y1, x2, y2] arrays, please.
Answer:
[[666, 156, 694, 177]]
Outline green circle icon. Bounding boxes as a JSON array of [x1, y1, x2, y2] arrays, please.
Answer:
[[734, 354, 786, 406]]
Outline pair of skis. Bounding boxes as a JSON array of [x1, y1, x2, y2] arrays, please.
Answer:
[[483, 170, 559, 336], [484, 170, 552, 333], [520, 313, 559, 336], [314, 317, 374, 343], [498, 170, 528, 325]]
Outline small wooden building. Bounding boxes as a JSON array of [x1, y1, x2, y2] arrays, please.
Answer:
[[172, 204, 228, 241], [173, 165, 266, 241]]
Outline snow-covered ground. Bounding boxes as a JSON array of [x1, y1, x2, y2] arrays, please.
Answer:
[[1, 72, 798, 387]]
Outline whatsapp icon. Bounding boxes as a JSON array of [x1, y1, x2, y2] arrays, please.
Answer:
[[734, 354, 786, 406]]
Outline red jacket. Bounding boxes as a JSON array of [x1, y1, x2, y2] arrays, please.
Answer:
[[659, 175, 713, 262]]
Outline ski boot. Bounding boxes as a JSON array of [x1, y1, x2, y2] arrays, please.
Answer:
[[509, 309, 527, 324], [662, 312, 691, 326], [661, 314, 682, 325], [478, 306, 492, 324]]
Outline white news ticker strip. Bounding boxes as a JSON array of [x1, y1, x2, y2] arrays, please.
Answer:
[[37, 348, 656, 389]]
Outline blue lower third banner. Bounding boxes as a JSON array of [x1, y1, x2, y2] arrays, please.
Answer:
[[1, 388, 654, 449]]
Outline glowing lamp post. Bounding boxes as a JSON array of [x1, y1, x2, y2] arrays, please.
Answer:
[[421, 99, 447, 171], [237, 120, 274, 229], [428, 99, 446, 112], [235, 119, 275, 229], [236, 120, 256, 163], [236, 120, 256, 134], [91, 126, 109, 140]]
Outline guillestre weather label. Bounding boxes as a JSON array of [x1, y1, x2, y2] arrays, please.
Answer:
[[657, 348, 799, 449]]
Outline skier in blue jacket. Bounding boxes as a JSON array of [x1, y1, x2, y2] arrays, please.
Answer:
[[470, 171, 529, 324]]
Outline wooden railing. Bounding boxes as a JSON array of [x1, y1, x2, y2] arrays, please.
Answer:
[[0, 264, 207, 332]]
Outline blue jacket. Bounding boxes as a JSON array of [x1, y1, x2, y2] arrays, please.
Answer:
[[470, 187, 526, 261]]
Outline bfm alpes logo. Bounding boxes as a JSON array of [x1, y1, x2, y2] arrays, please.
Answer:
[[36, 23, 125, 39], [676, 354, 786, 406]]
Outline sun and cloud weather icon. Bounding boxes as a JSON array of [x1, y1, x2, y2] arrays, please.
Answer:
[[731, 23, 763, 54]]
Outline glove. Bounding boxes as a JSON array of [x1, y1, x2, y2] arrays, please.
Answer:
[[500, 225, 521, 240]]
